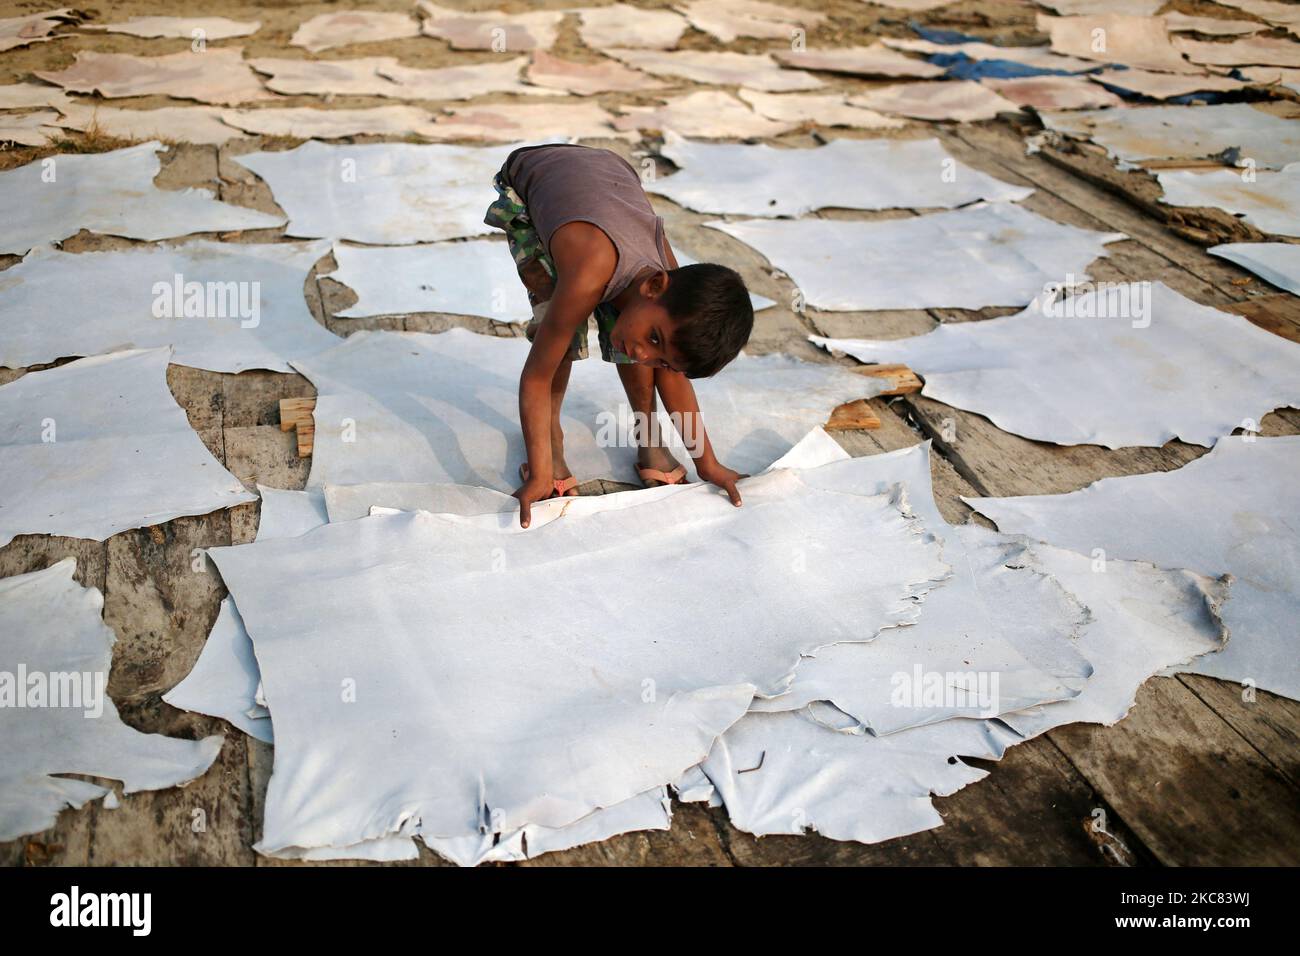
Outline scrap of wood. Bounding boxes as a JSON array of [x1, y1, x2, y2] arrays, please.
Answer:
[[295, 416, 315, 458], [1037, 144, 1266, 246], [279, 396, 316, 457], [1140, 158, 1240, 170], [825, 399, 881, 431], [851, 363, 922, 396], [278, 396, 315, 432]]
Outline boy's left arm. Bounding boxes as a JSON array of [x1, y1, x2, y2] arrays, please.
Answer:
[[654, 370, 744, 506], [657, 233, 744, 506]]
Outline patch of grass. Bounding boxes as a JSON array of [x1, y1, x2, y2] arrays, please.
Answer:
[[0, 116, 147, 171]]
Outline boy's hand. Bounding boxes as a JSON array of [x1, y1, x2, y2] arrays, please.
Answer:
[[697, 460, 745, 507], [513, 475, 554, 529]]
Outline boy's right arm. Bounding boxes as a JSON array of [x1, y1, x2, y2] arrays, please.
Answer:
[[516, 238, 608, 527]]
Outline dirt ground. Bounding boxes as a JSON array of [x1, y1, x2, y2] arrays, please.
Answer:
[[2, 0, 1299, 866]]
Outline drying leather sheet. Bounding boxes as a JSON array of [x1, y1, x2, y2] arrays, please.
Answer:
[[1043, 104, 1300, 169], [606, 48, 824, 91], [1158, 163, 1300, 237], [688, 431, 1230, 846], [1240, 66, 1300, 92], [0, 8, 77, 53], [34, 48, 273, 105], [165, 484, 420, 861], [774, 44, 943, 78], [968, 436, 1300, 701], [756, 440, 1229, 736], [0, 110, 62, 146], [1037, 13, 1201, 73], [207, 468, 947, 854], [572, 5, 689, 49], [425, 102, 625, 142], [247, 56, 401, 96], [1209, 242, 1300, 294], [290, 11, 419, 52], [0, 560, 224, 842], [701, 708, 1020, 843], [232, 141, 515, 245], [57, 104, 247, 145], [709, 202, 1122, 311], [324, 481, 514, 523], [0, 83, 72, 109], [1089, 68, 1248, 98], [0, 348, 256, 549], [163, 597, 273, 744], [325, 239, 530, 320], [0, 240, 338, 373], [998, 541, 1229, 738], [847, 80, 1021, 121], [221, 106, 439, 139], [1163, 12, 1264, 36], [751, 444, 1094, 732], [248, 56, 552, 100], [674, 0, 825, 43], [811, 281, 1300, 448], [1, 141, 283, 256], [646, 135, 1031, 217], [291, 327, 884, 490], [164, 485, 323, 744], [613, 90, 799, 138], [736, 89, 906, 129], [1213, 0, 1300, 35], [171, 483, 679, 863], [85, 16, 260, 40], [375, 58, 557, 99], [982, 75, 1124, 110], [417, 2, 563, 50], [525, 50, 666, 95], [1176, 36, 1300, 68]]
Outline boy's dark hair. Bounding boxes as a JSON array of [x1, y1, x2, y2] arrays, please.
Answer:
[[660, 263, 754, 379]]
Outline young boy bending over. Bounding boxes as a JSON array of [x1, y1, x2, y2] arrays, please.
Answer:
[[485, 143, 755, 527]]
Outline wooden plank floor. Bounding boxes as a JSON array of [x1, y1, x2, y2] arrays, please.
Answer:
[[4, 117, 1299, 866]]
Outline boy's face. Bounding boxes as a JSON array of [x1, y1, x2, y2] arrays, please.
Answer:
[[611, 302, 682, 371], [611, 271, 685, 371]]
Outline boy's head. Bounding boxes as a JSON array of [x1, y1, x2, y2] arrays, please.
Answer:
[[612, 263, 753, 378]]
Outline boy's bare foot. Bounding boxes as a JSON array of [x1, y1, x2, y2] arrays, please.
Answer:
[[637, 445, 686, 487]]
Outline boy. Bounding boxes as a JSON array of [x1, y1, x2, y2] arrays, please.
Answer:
[[485, 143, 755, 528]]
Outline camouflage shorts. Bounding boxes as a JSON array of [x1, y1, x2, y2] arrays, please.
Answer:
[[484, 174, 630, 364]]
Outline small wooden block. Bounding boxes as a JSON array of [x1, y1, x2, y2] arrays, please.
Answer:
[[295, 416, 314, 458], [825, 399, 881, 431], [852, 363, 922, 396], [278, 396, 316, 432]]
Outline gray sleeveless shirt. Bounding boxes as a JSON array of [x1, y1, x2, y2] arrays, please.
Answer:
[[504, 144, 669, 304]]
